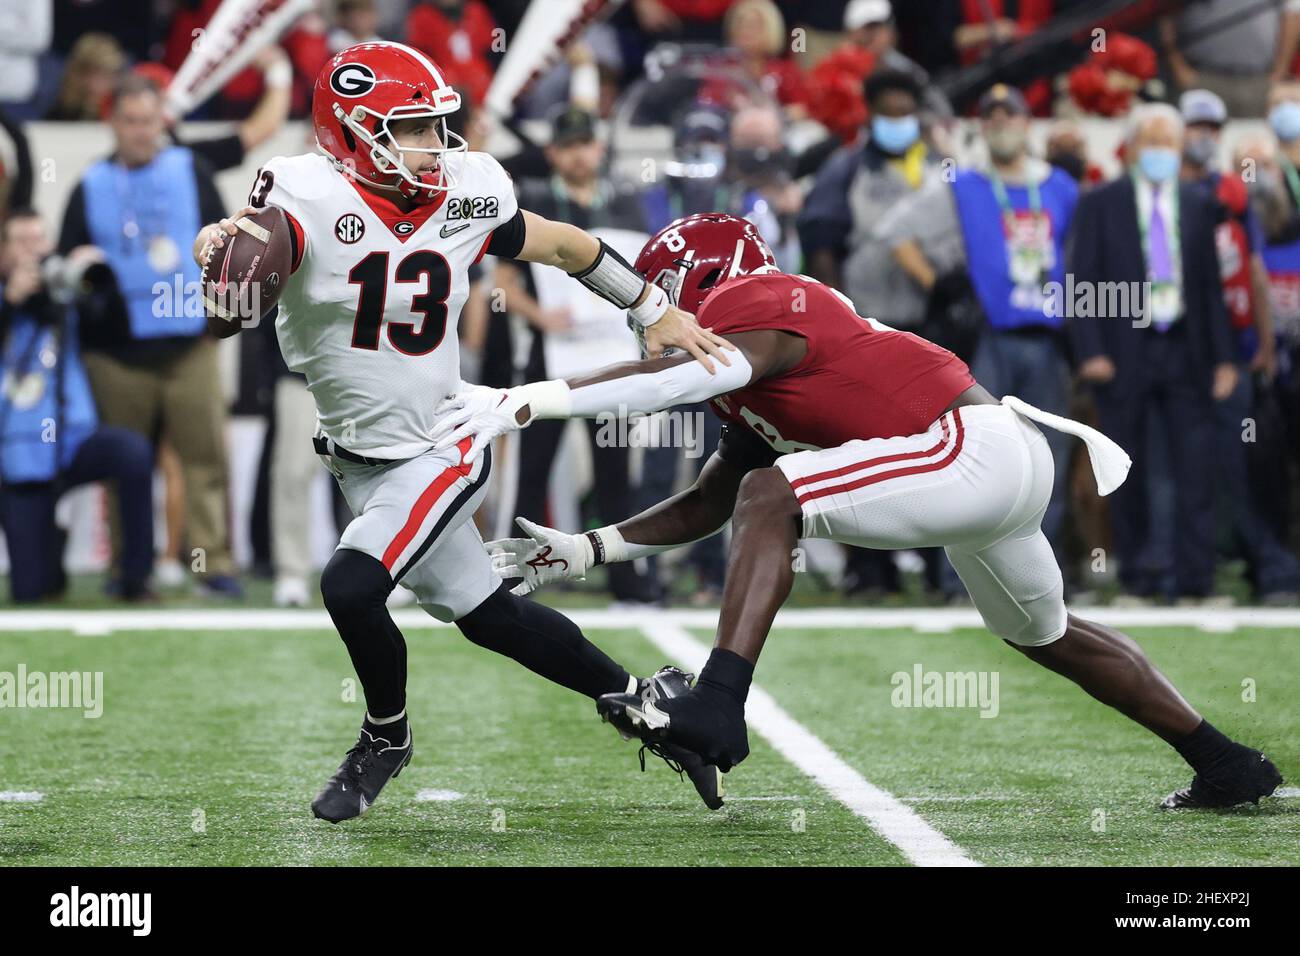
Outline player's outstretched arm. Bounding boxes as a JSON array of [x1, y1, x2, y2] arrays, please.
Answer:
[[432, 329, 805, 463], [486, 452, 746, 595], [193, 205, 257, 338], [513, 209, 733, 370]]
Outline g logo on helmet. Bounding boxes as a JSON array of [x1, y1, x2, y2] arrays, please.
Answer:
[[330, 63, 377, 97]]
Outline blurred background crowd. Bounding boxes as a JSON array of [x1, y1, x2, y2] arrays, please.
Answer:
[[4, 0, 1300, 610]]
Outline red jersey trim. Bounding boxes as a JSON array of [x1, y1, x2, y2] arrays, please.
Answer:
[[346, 175, 447, 241], [284, 211, 306, 274], [789, 414, 952, 491], [381, 437, 472, 570], [794, 410, 965, 505]]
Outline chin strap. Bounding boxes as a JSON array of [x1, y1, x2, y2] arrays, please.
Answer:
[[395, 169, 442, 205]]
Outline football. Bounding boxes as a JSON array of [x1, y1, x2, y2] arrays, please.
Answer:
[[201, 204, 293, 334]]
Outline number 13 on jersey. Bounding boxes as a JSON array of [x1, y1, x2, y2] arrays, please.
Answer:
[[348, 249, 453, 356]]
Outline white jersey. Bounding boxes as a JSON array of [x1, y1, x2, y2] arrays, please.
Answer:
[[252, 150, 518, 458]]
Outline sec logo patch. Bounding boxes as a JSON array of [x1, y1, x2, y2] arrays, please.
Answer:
[[335, 214, 365, 243]]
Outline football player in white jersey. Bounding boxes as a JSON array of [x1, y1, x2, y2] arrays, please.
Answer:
[[193, 42, 730, 821]]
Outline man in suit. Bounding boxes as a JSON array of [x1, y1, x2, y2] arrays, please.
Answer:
[[1069, 103, 1238, 603]]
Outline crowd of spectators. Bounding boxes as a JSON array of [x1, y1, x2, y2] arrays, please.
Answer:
[[4, 0, 1300, 609]]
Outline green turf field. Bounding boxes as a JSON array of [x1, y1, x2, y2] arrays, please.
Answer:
[[1, 618, 1296, 866]]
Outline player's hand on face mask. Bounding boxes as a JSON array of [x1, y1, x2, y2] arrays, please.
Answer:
[[431, 385, 524, 463], [643, 304, 734, 373], [484, 517, 591, 595]]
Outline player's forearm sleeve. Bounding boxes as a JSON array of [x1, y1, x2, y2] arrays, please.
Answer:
[[568, 239, 646, 309], [559, 353, 754, 418]]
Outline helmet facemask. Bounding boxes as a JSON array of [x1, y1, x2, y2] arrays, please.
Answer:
[[325, 99, 468, 203], [630, 251, 696, 358]]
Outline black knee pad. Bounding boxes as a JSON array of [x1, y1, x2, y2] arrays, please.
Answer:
[[320, 548, 393, 618]]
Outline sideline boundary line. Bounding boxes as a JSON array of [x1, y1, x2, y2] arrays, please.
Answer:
[[4, 606, 1300, 635]]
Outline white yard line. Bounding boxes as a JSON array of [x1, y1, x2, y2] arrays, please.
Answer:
[[414, 789, 465, 802], [0, 791, 44, 802], [638, 620, 979, 868], [3, 606, 1300, 634]]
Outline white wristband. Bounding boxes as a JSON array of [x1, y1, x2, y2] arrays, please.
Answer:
[[628, 283, 669, 328]]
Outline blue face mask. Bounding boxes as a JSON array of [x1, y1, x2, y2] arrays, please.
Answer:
[[1270, 101, 1300, 141], [871, 114, 920, 154], [1137, 147, 1180, 183]]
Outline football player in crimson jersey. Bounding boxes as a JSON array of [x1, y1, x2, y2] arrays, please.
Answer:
[[438, 213, 1283, 811], [192, 42, 733, 821]]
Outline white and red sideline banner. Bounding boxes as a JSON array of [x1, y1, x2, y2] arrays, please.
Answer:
[[164, 0, 312, 121], [484, 0, 622, 117]]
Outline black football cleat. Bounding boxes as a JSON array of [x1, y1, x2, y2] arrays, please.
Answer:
[[1161, 749, 1283, 810], [633, 667, 724, 810], [600, 677, 750, 773], [311, 726, 413, 823]]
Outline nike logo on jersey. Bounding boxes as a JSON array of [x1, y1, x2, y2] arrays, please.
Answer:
[[439, 222, 473, 238]]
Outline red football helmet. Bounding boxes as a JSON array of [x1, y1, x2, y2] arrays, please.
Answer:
[[313, 41, 466, 203], [635, 213, 778, 314]]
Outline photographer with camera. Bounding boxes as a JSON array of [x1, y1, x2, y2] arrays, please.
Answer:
[[0, 209, 154, 603]]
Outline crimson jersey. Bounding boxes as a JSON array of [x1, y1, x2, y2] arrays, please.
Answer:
[[698, 272, 975, 453]]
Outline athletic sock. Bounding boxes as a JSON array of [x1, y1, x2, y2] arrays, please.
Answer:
[[1173, 719, 1249, 775], [695, 648, 754, 707], [363, 710, 409, 748]]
